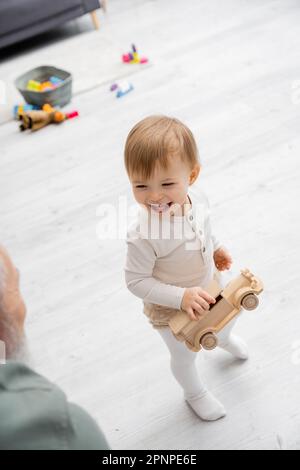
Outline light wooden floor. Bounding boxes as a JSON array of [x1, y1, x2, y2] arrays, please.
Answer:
[[1, 0, 300, 450]]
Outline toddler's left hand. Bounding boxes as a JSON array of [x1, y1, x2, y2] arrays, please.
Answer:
[[213, 246, 233, 271]]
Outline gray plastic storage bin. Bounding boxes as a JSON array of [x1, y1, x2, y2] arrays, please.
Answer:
[[15, 65, 72, 108]]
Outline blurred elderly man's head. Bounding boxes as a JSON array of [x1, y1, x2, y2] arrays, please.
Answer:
[[0, 245, 27, 361]]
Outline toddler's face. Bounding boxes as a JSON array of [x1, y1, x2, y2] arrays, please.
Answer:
[[130, 155, 199, 215]]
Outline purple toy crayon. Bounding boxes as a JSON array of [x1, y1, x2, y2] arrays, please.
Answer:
[[132, 44, 137, 53], [110, 83, 118, 92]]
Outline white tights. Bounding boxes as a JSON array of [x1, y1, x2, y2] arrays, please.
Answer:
[[157, 320, 236, 401]]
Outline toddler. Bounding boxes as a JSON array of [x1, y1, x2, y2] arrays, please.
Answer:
[[124, 116, 248, 421]]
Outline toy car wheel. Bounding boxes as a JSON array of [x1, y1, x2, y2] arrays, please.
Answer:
[[241, 293, 259, 310], [200, 333, 218, 350]]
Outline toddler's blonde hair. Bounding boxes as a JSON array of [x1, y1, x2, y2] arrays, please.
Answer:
[[124, 115, 199, 179]]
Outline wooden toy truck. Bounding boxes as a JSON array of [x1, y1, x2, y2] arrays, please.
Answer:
[[168, 269, 264, 352]]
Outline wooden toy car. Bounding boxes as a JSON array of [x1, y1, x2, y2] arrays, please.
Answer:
[[168, 269, 264, 352]]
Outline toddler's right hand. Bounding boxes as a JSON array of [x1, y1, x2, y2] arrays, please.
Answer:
[[181, 287, 216, 321]]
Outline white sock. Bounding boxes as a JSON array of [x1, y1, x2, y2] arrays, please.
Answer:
[[186, 391, 226, 422], [219, 334, 249, 360], [157, 328, 227, 421]]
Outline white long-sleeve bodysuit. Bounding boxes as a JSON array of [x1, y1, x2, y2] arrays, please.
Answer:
[[125, 189, 222, 328]]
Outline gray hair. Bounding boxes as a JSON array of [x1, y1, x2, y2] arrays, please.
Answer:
[[0, 256, 6, 317], [0, 258, 7, 361], [0, 257, 28, 362]]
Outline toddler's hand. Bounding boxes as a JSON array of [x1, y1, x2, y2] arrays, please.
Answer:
[[214, 246, 233, 271], [181, 287, 216, 321]]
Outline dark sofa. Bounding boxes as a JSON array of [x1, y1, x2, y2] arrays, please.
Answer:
[[0, 0, 103, 50]]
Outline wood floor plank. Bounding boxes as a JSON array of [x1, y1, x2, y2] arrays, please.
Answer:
[[1, 0, 300, 450]]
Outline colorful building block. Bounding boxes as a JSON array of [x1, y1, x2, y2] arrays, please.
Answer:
[[121, 45, 149, 65], [116, 81, 134, 98], [49, 76, 64, 86], [13, 104, 40, 119], [27, 80, 41, 91]]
